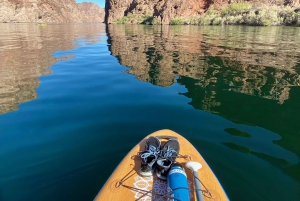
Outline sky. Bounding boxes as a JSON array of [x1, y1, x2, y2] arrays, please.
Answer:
[[76, 0, 105, 8]]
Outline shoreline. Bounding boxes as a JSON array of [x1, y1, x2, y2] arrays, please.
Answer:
[[112, 3, 300, 27]]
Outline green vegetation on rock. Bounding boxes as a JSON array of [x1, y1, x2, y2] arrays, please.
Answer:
[[114, 14, 159, 25], [114, 14, 138, 24], [221, 2, 252, 17], [113, 2, 300, 26], [138, 15, 160, 25], [201, 3, 300, 26]]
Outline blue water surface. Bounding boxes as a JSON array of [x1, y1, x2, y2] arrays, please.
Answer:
[[0, 23, 299, 201]]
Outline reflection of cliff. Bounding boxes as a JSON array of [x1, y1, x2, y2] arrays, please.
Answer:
[[107, 24, 300, 181], [108, 25, 205, 87], [178, 74, 300, 181], [108, 25, 300, 103], [0, 23, 105, 114]]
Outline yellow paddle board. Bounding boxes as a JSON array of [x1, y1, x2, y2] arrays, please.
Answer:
[[94, 129, 229, 201]]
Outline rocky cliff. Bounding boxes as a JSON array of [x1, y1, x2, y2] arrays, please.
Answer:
[[0, 0, 104, 23], [105, 0, 212, 24], [105, 0, 300, 24], [78, 2, 105, 22]]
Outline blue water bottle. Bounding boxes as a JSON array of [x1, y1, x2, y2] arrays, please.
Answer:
[[167, 163, 190, 201]]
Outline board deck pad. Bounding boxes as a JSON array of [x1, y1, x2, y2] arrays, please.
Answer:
[[94, 129, 229, 201], [130, 174, 193, 200]]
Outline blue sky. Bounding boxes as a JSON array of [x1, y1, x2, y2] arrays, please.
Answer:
[[76, 0, 105, 8]]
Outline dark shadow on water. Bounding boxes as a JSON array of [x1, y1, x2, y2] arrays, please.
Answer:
[[224, 128, 252, 138]]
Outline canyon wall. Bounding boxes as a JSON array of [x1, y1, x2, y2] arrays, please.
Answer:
[[78, 2, 105, 22], [105, 0, 300, 24], [0, 0, 104, 23], [105, 0, 212, 24], [2, 0, 299, 24]]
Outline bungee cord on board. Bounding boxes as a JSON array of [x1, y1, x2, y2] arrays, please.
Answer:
[[115, 153, 213, 201]]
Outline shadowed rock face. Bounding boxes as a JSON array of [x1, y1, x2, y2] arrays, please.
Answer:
[[105, 0, 213, 24], [0, 0, 104, 23]]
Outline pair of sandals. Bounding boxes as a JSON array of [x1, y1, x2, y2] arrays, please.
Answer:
[[139, 136, 180, 180]]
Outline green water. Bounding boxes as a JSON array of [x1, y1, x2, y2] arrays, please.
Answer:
[[0, 23, 299, 201]]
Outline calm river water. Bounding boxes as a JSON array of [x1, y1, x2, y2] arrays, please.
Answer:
[[0, 23, 299, 201]]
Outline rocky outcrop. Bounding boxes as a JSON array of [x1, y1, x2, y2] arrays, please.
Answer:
[[105, 0, 300, 24], [105, 0, 212, 24], [0, 0, 104, 23], [78, 2, 105, 22]]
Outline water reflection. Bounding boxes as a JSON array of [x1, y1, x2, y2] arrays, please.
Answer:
[[107, 24, 300, 181], [0, 23, 105, 114], [108, 25, 300, 102]]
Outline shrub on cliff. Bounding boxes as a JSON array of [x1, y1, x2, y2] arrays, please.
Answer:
[[115, 16, 129, 24], [200, 3, 300, 26], [212, 16, 223, 25], [245, 5, 300, 26], [279, 6, 300, 25], [170, 17, 199, 25], [257, 8, 281, 26], [223, 15, 244, 25], [115, 14, 136, 24], [138, 15, 157, 25], [198, 13, 217, 25], [239, 6, 280, 26], [171, 18, 188, 25], [221, 2, 252, 17], [170, 18, 184, 25]]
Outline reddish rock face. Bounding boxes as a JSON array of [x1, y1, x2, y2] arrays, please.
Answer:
[[104, 0, 300, 24], [105, 0, 213, 24], [0, 0, 104, 23]]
